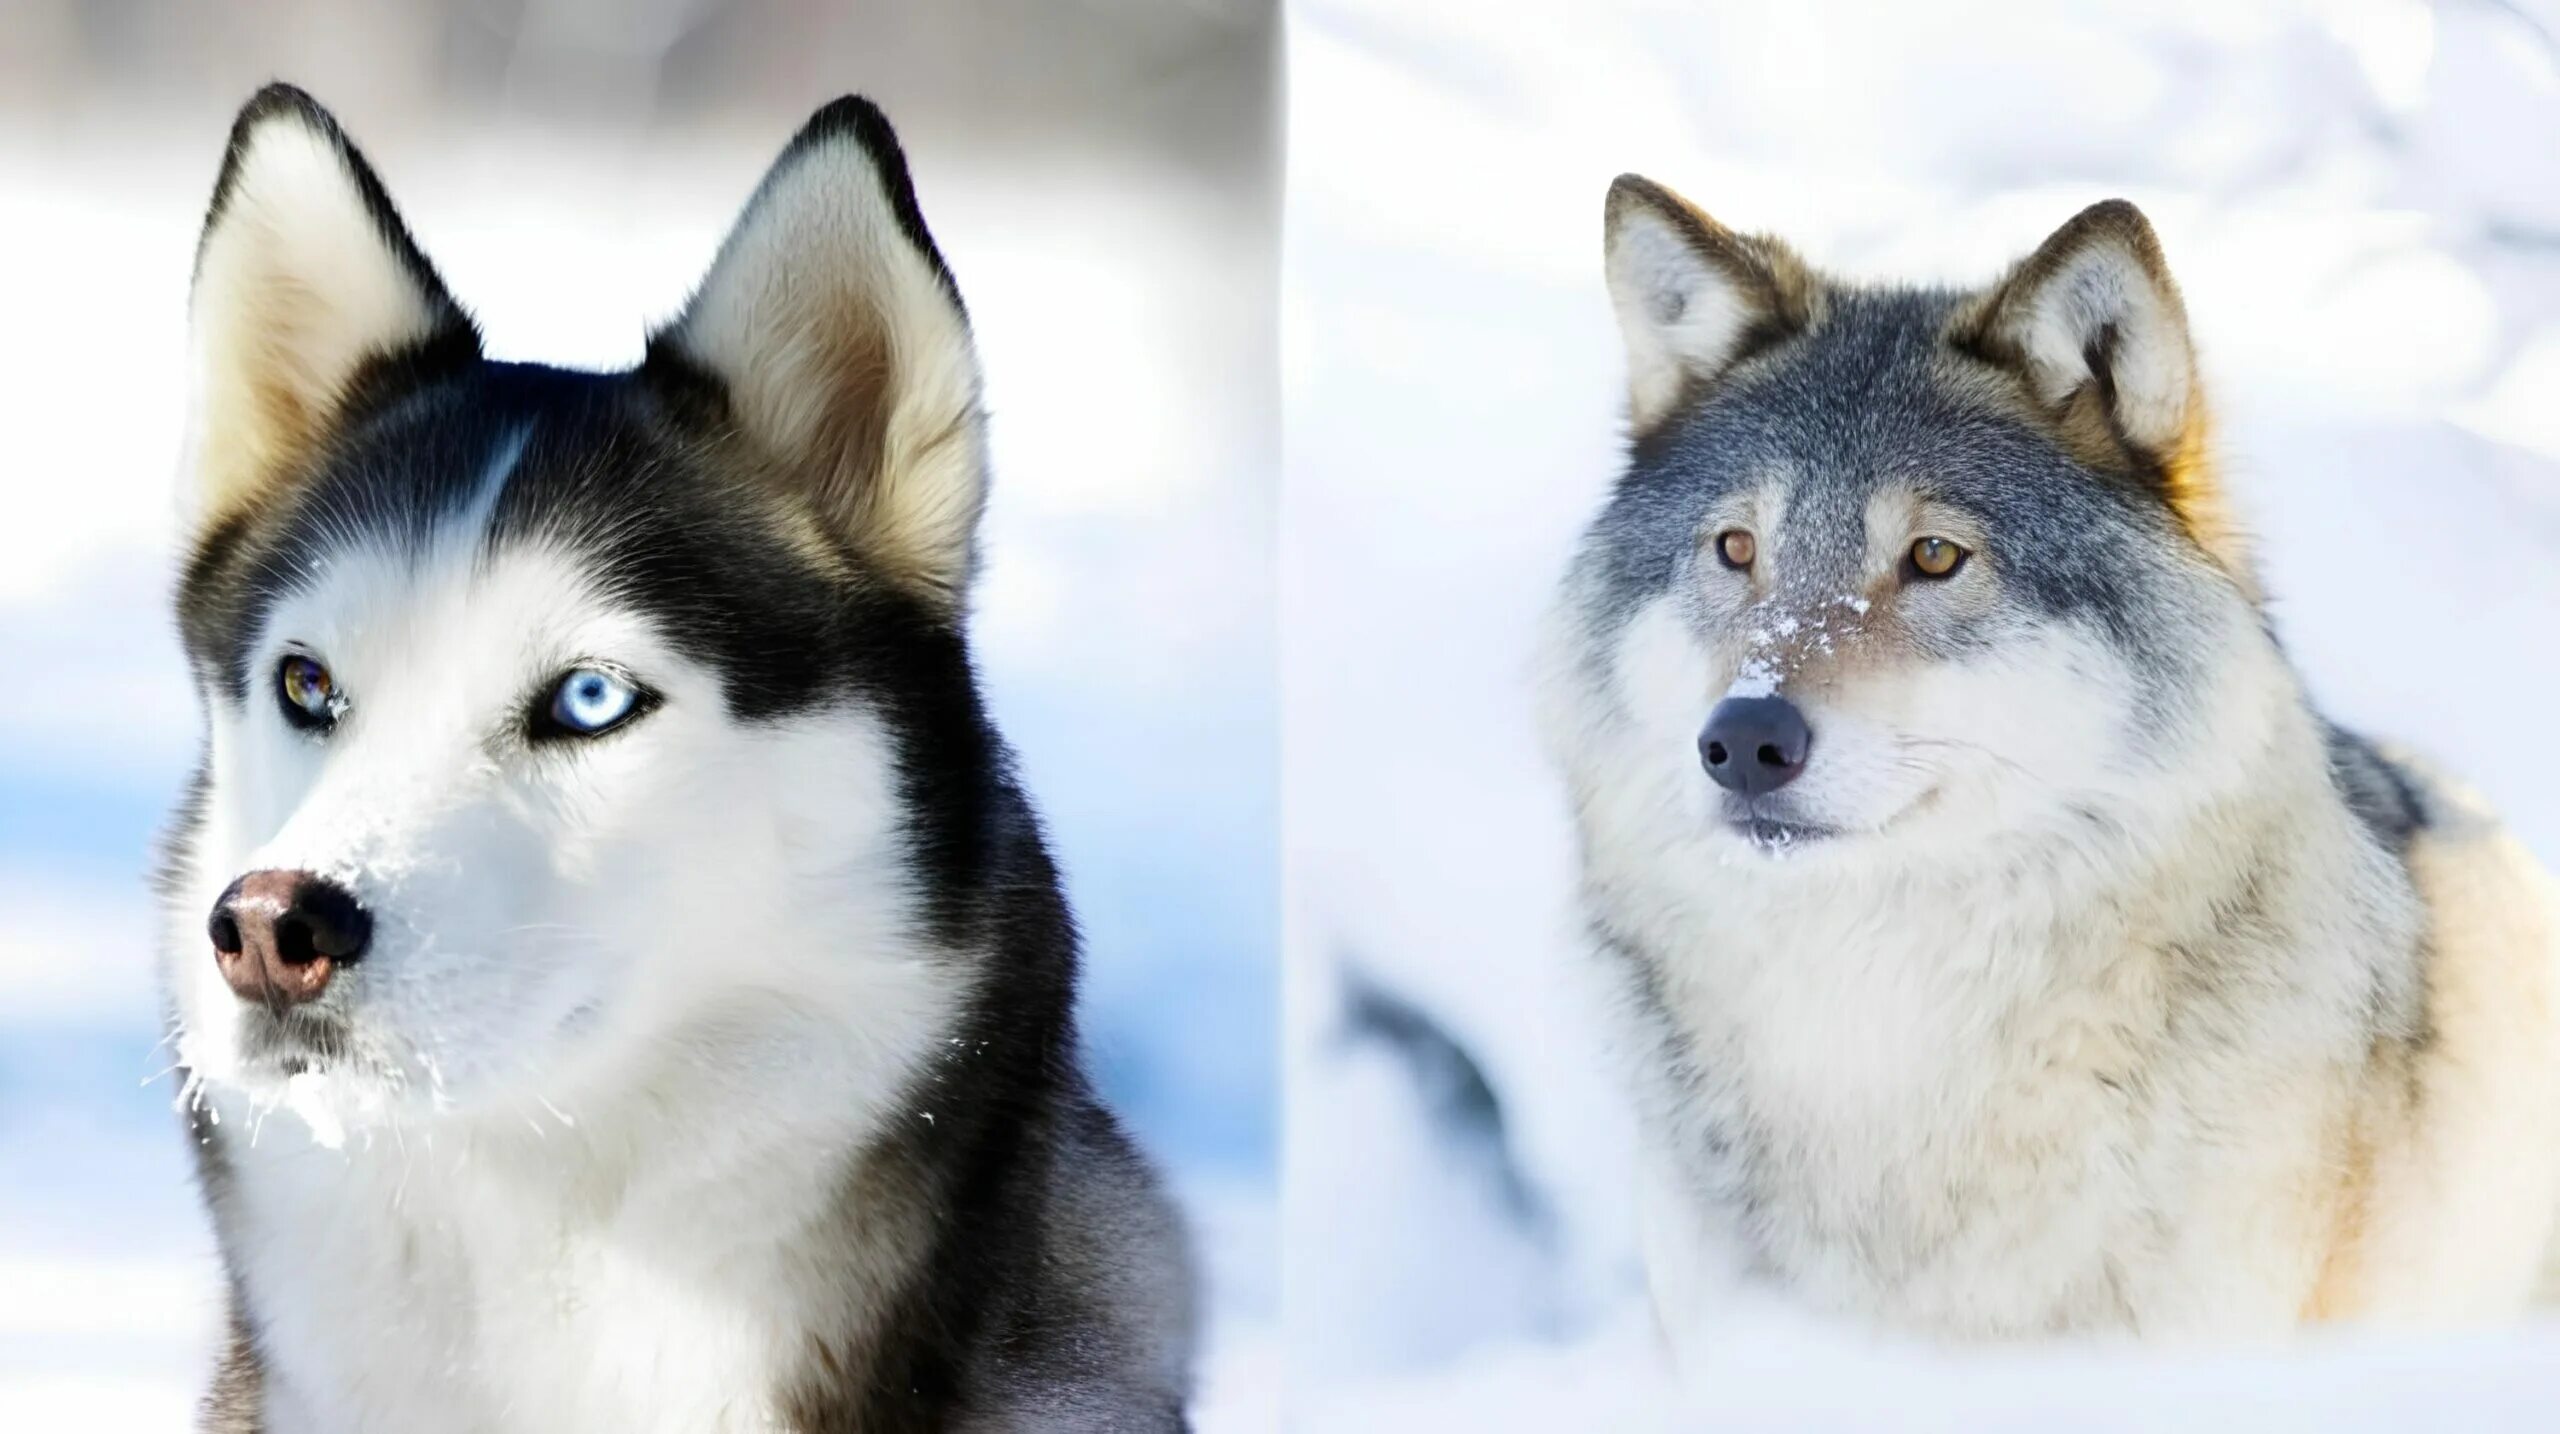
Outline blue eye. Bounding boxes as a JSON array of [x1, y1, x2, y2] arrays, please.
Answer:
[[542, 667, 648, 738]]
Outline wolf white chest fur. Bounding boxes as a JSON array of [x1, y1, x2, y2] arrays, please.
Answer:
[[1614, 787, 2400, 1338]]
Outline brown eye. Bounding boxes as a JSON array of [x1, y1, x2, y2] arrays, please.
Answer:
[[278, 654, 340, 730], [1909, 536, 1968, 580], [1713, 530, 1756, 570]]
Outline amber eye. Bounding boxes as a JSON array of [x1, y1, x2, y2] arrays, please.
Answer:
[[1713, 529, 1757, 570], [277, 654, 340, 731], [1909, 536, 1968, 580]]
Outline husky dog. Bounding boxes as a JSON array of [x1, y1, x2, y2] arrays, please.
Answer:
[[1541, 176, 2560, 1353], [162, 86, 1194, 1431]]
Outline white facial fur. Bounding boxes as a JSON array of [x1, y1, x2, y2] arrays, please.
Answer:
[[167, 497, 943, 1147], [1558, 475, 2247, 874], [1602, 591, 2157, 860]]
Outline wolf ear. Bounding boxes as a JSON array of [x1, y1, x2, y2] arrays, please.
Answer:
[[1603, 175, 1815, 432], [187, 85, 478, 530], [651, 98, 985, 608], [1955, 201, 2248, 581], [1955, 200, 2199, 464]]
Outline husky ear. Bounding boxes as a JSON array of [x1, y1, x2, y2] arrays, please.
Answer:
[[186, 85, 478, 530], [1603, 175, 1815, 432], [651, 98, 985, 608], [1954, 200, 2200, 465]]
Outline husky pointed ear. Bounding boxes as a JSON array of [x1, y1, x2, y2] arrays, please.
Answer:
[[186, 85, 478, 529], [1604, 175, 1815, 432], [1954, 199, 2201, 466], [651, 98, 985, 608]]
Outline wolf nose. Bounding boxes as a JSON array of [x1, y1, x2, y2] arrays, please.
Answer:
[[1699, 696, 1812, 796], [208, 870, 370, 1008]]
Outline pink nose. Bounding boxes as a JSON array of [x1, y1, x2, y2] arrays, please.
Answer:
[[208, 869, 372, 1010]]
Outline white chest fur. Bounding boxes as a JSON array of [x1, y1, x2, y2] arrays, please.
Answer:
[[213, 1080, 879, 1434], [1613, 818, 2400, 1341]]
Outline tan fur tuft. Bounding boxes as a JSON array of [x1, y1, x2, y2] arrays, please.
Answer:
[[2313, 763, 2560, 1322], [2157, 400, 2259, 596]]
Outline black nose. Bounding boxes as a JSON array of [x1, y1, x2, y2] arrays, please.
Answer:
[[1698, 695, 1812, 796], [209, 870, 371, 1008]]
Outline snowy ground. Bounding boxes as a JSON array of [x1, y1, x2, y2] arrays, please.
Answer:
[[0, 87, 1277, 1429], [1283, 0, 2560, 1424]]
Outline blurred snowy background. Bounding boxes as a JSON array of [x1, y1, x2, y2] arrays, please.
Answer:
[[1283, 0, 2560, 1426], [0, 2, 1276, 1428]]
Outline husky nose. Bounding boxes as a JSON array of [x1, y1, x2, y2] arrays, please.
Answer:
[[1699, 696, 1812, 796], [208, 870, 370, 1008]]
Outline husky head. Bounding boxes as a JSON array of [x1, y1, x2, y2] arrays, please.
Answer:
[[1545, 177, 2299, 876], [165, 86, 989, 1133]]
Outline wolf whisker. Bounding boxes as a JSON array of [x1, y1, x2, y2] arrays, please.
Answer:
[[1899, 735, 2037, 782]]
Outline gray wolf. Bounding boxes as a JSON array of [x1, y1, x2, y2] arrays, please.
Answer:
[[1540, 174, 2560, 1355], [163, 84, 1194, 1431]]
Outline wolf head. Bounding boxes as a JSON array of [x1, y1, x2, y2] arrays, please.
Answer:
[[166, 86, 993, 1131], [1546, 177, 2305, 872]]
